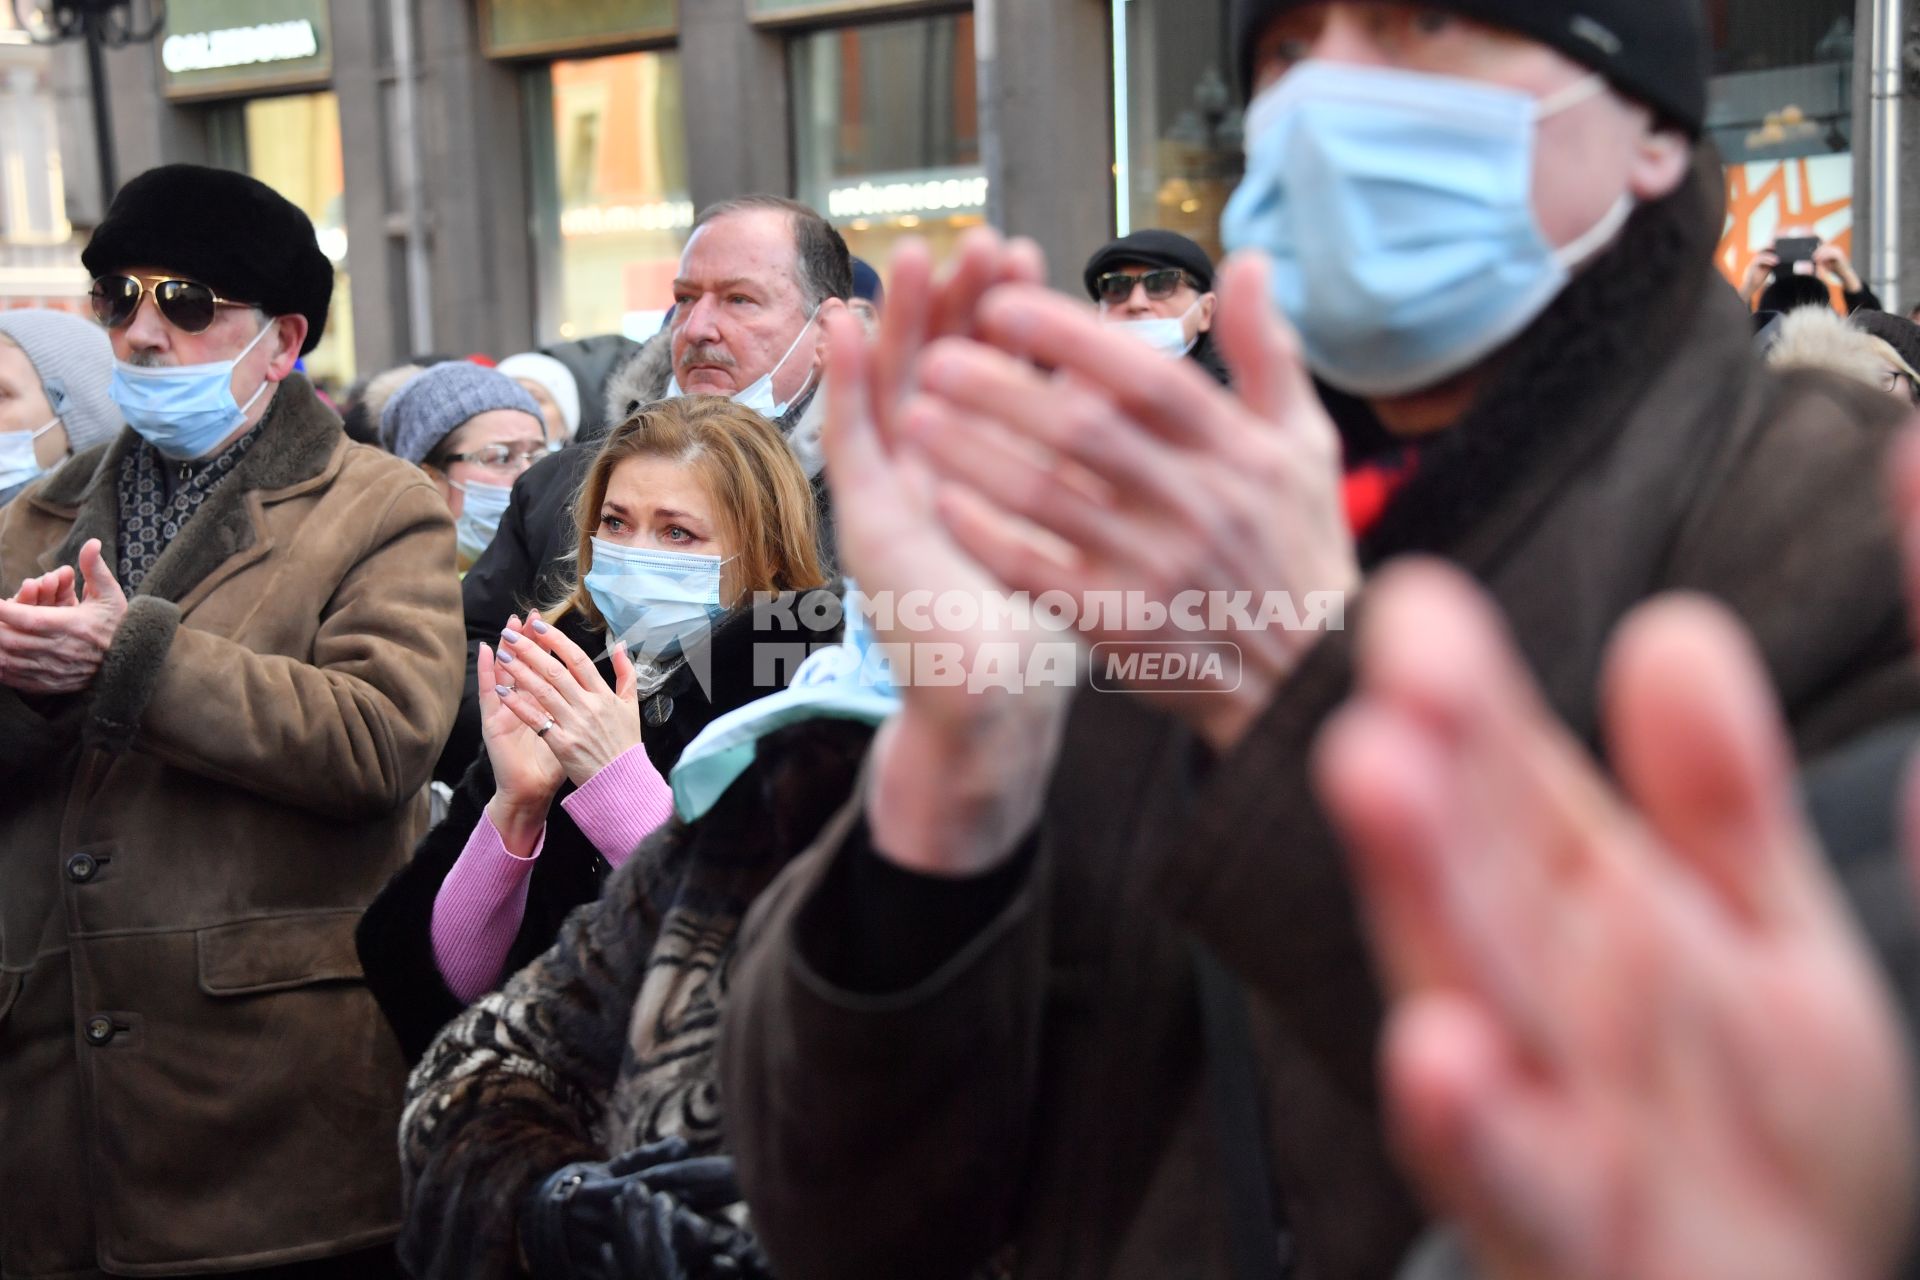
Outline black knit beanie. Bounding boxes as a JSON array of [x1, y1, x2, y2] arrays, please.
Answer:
[[1232, 0, 1708, 136], [82, 164, 334, 355], [1853, 308, 1920, 377]]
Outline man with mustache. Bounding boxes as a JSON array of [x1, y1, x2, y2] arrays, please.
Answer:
[[441, 195, 852, 782]]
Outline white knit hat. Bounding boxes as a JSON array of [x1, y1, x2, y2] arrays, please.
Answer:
[[0, 310, 119, 453], [497, 352, 581, 440]]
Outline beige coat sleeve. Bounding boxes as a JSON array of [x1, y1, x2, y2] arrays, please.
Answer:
[[85, 481, 465, 820]]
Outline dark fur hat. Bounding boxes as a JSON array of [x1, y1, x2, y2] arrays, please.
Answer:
[[82, 164, 334, 355]]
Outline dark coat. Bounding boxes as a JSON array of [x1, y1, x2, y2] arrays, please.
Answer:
[[394, 711, 874, 1280], [359, 597, 843, 1064], [719, 154, 1920, 1280], [0, 379, 465, 1277]]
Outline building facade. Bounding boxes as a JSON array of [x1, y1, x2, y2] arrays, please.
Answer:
[[8, 0, 1916, 387]]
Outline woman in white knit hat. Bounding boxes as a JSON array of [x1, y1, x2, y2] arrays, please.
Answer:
[[0, 309, 118, 506], [497, 350, 581, 443]]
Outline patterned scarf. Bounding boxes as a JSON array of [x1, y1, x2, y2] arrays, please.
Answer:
[[115, 421, 265, 594]]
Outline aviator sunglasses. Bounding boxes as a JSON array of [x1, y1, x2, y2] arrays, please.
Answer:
[[89, 273, 256, 334]]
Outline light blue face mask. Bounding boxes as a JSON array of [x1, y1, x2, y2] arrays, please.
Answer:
[[1221, 62, 1633, 398], [449, 478, 513, 565], [670, 581, 901, 822], [0, 417, 61, 495], [109, 320, 276, 460], [666, 312, 820, 421], [584, 537, 731, 662]]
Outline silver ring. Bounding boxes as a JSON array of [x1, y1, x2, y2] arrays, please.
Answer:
[[537, 717, 556, 738]]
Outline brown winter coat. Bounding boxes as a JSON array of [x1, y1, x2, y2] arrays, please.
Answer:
[[720, 159, 1920, 1278], [0, 376, 464, 1277]]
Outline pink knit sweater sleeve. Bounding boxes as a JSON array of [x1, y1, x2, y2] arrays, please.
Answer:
[[430, 747, 673, 1004], [431, 814, 546, 1005], [559, 743, 675, 868]]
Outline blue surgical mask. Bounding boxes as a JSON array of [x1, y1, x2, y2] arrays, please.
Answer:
[[667, 312, 819, 421], [0, 417, 60, 494], [110, 321, 276, 460], [1222, 63, 1632, 398], [449, 478, 513, 565], [670, 580, 901, 822], [584, 538, 731, 661]]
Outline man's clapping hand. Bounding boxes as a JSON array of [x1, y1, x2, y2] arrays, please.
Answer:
[[0, 538, 128, 695], [1317, 560, 1918, 1280]]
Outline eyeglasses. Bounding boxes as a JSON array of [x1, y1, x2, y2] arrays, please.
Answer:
[[89, 273, 256, 334], [1095, 269, 1200, 305], [444, 441, 560, 470], [1882, 368, 1918, 401]]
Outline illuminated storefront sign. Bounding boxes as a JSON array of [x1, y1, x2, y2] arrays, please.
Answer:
[[160, 0, 330, 99], [826, 169, 988, 222], [162, 21, 318, 73]]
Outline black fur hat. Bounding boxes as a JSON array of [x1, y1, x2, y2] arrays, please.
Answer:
[[82, 164, 334, 355]]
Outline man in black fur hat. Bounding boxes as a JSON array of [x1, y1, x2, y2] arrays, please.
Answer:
[[0, 164, 462, 1277], [720, 4, 1920, 1279]]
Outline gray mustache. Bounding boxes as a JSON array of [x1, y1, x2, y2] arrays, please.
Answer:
[[678, 345, 738, 372]]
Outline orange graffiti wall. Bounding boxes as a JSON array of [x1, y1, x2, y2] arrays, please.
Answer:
[[1718, 154, 1855, 311]]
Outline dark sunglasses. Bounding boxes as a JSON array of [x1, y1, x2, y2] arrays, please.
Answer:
[[89, 273, 256, 334], [1095, 268, 1199, 305]]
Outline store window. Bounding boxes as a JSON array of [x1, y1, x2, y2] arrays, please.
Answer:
[[790, 11, 982, 266], [1707, 0, 1856, 295], [209, 91, 353, 391], [527, 50, 689, 344], [1113, 0, 1241, 262]]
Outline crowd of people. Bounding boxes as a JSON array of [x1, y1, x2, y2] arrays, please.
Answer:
[[5, 1, 1920, 1278]]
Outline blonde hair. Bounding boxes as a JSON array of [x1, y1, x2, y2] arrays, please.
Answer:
[[552, 395, 827, 630]]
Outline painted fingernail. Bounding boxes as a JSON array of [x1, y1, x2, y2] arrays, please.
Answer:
[[495, 685, 513, 697], [532, 620, 550, 635], [497, 651, 514, 664], [500, 630, 521, 645]]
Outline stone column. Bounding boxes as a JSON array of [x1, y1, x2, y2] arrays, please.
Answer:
[[978, 0, 1114, 291], [677, 0, 793, 210]]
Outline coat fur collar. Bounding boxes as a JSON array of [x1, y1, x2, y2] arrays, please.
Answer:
[[28, 374, 345, 605]]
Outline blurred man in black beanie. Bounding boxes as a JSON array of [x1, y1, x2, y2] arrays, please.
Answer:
[[718, 6, 1920, 1280], [0, 163, 461, 1277]]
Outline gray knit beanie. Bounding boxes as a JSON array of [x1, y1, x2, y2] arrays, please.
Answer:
[[380, 361, 545, 465], [0, 310, 119, 454]]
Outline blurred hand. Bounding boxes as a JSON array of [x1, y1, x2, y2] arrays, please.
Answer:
[[824, 229, 1075, 878], [1315, 561, 1916, 1280], [0, 539, 128, 694], [1740, 250, 1779, 306], [1814, 244, 1864, 294], [904, 252, 1356, 754]]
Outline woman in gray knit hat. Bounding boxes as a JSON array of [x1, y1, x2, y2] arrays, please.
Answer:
[[380, 360, 554, 571], [0, 309, 117, 505]]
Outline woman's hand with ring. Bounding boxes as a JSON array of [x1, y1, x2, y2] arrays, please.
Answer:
[[494, 610, 643, 789]]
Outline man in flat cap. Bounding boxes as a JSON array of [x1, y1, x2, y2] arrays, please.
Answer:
[[1083, 228, 1227, 383], [720, 2, 1920, 1278], [0, 164, 462, 1277]]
